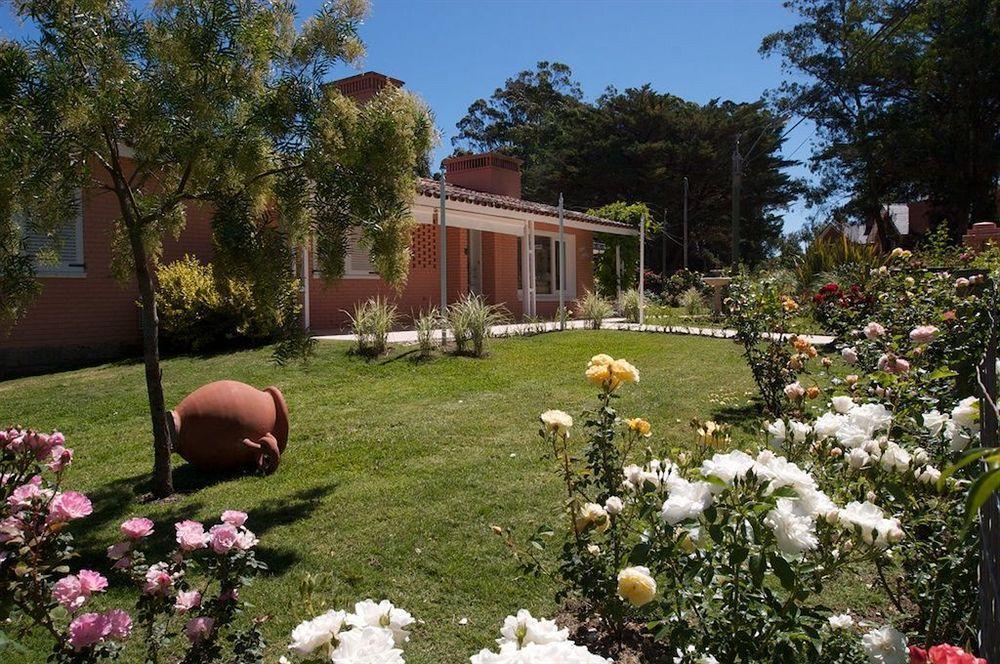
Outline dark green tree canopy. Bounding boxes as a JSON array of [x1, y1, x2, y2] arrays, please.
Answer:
[[761, 0, 1000, 244], [453, 62, 801, 269]]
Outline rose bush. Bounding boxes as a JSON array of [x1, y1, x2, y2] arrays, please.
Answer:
[[1, 427, 266, 662]]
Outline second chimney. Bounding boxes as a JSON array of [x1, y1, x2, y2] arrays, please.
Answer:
[[442, 152, 523, 199], [330, 71, 404, 104]]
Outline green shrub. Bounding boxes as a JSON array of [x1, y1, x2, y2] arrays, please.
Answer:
[[575, 290, 614, 329], [157, 255, 293, 352], [617, 289, 641, 323], [447, 293, 507, 357], [662, 268, 711, 306], [347, 296, 397, 357], [679, 286, 707, 316], [414, 307, 441, 358], [794, 234, 880, 293]]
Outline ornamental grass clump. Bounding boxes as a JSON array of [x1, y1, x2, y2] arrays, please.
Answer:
[[347, 296, 398, 357], [678, 286, 706, 316], [447, 293, 507, 357], [576, 290, 614, 329], [618, 289, 641, 323], [414, 307, 441, 358]]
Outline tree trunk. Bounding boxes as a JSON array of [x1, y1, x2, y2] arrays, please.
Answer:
[[126, 223, 174, 498]]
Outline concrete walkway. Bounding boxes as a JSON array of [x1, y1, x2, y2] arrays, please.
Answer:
[[313, 319, 835, 346]]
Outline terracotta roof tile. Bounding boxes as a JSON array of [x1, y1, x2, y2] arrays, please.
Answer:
[[415, 177, 634, 232]]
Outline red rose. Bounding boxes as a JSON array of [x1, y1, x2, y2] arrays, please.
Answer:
[[909, 644, 986, 664]]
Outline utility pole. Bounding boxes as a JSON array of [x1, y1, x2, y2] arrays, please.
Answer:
[[731, 135, 742, 268], [660, 211, 667, 277], [683, 176, 689, 270]]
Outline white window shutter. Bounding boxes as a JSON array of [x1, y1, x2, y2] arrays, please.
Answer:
[[346, 231, 377, 276]]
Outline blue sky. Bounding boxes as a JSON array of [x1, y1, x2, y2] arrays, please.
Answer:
[[0, 0, 818, 232]]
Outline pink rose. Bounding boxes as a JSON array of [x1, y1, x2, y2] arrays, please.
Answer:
[[77, 570, 108, 595], [184, 616, 215, 644], [107, 541, 131, 560], [219, 587, 239, 604], [48, 491, 93, 524], [103, 609, 132, 641], [878, 354, 911, 374], [234, 528, 258, 550], [175, 520, 208, 552], [783, 382, 805, 401], [142, 564, 172, 596], [841, 347, 858, 365], [209, 523, 239, 554], [174, 589, 202, 613], [864, 322, 886, 340], [7, 476, 47, 508], [220, 510, 248, 527], [120, 517, 154, 540], [112, 555, 133, 571], [0, 516, 24, 543], [52, 575, 87, 611], [909, 325, 939, 344], [68, 612, 110, 651], [47, 446, 73, 472]]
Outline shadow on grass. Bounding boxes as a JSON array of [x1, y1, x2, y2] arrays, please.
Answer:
[[72, 466, 338, 576], [709, 398, 768, 437]]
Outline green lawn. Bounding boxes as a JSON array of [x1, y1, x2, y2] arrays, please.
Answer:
[[0, 331, 865, 661]]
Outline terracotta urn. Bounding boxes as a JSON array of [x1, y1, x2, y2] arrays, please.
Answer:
[[169, 381, 289, 474]]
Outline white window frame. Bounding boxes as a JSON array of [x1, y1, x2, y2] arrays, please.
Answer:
[[517, 230, 575, 302], [17, 198, 86, 278]]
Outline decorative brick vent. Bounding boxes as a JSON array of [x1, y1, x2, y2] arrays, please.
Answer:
[[412, 224, 437, 269]]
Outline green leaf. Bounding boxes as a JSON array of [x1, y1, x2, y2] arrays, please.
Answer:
[[770, 553, 796, 592], [926, 366, 958, 381], [963, 467, 1000, 526], [940, 447, 995, 489]]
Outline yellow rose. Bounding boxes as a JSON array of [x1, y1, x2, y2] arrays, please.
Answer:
[[540, 409, 573, 437], [588, 354, 614, 368], [585, 363, 616, 388], [626, 418, 652, 437], [781, 296, 799, 312], [610, 359, 640, 384], [617, 566, 657, 606], [575, 502, 609, 533]]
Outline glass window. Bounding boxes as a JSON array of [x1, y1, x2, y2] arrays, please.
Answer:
[[18, 210, 85, 276], [534, 237, 552, 294]]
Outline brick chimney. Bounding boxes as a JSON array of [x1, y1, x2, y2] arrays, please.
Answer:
[[330, 71, 404, 104], [442, 152, 523, 199]]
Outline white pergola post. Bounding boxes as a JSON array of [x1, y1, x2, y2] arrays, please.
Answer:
[[558, 193, 566, 330], [639, 212, 646, 325], [439, 170, 447, 345], [615, 244, 622, 299], [528, 219, 537, 317], [301, 242, 310, 330]]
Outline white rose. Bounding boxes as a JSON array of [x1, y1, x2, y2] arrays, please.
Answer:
[[951, 396, 979, 430], [917, 466, 941, 485], [880, 443, 911, 473], [331, 626, 403, 664], [660, 479, 714, 525], [827, 613, 854, 630], [766, 418, 786, 445], [922, 410, 950, 438], [861, 626, 907, 664], [847, 448, 870, 470], [831, 396, 855, 414], [540, 410, 573, 437], [604, 496, 624, 516], [289, 610, 347, 657], [498, 609, 568, 648], [347, 600, 414, 646], [764, 499, 818, 555]]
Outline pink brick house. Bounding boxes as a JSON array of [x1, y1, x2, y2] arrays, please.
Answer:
[[1, 72, 635, 376]]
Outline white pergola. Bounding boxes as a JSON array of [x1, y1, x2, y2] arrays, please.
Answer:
[[412, 178, 640, 325]]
